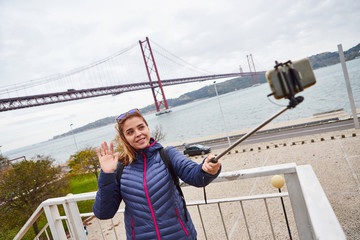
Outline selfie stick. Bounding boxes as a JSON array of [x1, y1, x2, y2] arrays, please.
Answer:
[[210, 60, 304, 163], [210, 96, 303, 163]]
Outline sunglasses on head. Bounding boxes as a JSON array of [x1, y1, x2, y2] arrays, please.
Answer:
[[117, 108, 139, 121]]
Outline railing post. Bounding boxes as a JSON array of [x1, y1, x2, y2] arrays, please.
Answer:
[[295, 165, 346, 239], [338, 43, 359, 129], [63, 199, 87, 239], [43, 205, 67, 240], [284, 172, 313, 240]]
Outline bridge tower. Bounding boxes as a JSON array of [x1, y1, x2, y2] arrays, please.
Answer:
[[139, 37, 169, 112], [249, 54, 259, 84], [246, 54, 259, 85]]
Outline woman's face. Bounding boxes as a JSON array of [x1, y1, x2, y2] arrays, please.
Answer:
[[122, 116, 150, 150]]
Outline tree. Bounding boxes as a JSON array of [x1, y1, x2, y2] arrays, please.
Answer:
[[0, 154, 10, 171], [151, 124, 166, 142], [0, 155, 69, 237], [68, 147, 100, 179]]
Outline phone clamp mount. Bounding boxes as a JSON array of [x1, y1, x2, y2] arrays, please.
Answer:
[[271, 60, 305, 108], [210, 60, 305, 163]]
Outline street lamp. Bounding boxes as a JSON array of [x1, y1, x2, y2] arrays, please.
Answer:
[[70, 123, 79, 151], [213, 81, 231, 146]]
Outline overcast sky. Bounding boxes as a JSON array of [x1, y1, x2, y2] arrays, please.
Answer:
[[0, 0, 360, 153]]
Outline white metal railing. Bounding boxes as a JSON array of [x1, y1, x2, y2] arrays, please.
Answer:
[[14, 163, 346, 240]]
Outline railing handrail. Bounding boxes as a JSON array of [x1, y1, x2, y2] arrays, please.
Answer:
[[17, 163, 297, 206], [14, 163, 346, 240], [14, 204, 45, 240], [57, 192, 289, 221]]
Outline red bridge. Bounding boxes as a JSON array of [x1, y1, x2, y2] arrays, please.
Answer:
[[0, 37, 265, 112]]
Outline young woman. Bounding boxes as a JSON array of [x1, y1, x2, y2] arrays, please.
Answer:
[[93, 109, 221, 240]]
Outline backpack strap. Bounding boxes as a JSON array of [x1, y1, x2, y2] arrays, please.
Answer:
[[115, 147, 189, 222], [115, 161, 125, 185], [160, 147, 188, 221]]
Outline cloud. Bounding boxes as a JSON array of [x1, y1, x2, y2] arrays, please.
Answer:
[[0, 0, 359, 152]]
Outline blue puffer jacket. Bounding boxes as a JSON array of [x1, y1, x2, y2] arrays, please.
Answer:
[[93, 139, 220, 240]]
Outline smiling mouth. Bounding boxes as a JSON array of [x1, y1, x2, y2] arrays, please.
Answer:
[[136, 137, 146, 144]]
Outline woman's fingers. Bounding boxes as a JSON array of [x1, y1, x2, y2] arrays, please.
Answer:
[[103, 142, 109, 155], [202, 154, 220, 175], [207, 154, 215, 163], [109, 142, 114, 155], [99, 141, 112, 156], [114, 152, 120, 162], [97, 142, 118, 173], [96, 148, 102, 160], [98, 142, 118, 162], [100, 143, 105, 155]]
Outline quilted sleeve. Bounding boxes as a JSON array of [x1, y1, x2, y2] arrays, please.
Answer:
[[166, 146, 221, 187], [92, 169, 122, 219]]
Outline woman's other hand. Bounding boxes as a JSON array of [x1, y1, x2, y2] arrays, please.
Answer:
[[96, 141, 119, 173], [202, 154, 221, 175]]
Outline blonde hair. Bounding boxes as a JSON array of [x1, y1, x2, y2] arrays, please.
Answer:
[[115, 111, 149, 165]]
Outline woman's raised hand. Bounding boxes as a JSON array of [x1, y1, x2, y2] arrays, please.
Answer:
[[96, 141, 119, 173]]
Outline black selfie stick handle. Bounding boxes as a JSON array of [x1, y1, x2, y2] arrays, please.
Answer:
[[210, 96, 303, 163]]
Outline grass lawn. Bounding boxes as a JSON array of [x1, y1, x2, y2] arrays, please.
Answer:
[[67, 173, 98, 213], [69, 173, 98, 194]]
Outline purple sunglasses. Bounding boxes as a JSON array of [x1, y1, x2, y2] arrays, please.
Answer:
[[117, 108, 139, 121]]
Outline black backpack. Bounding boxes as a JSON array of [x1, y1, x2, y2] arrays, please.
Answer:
[[116, 147, 188, 221]]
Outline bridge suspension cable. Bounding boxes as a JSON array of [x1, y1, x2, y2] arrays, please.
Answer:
[[0, 42, 139, 95], [150, 39, 212, 75]]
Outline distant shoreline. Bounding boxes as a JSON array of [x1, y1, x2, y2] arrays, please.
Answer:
[[165, 108, 353, 147], [51, 43, 360, 141]]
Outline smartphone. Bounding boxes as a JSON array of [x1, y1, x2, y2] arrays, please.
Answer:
[[265, 58, 316, 99]]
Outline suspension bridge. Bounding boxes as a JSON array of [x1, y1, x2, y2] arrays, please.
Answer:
[[0, 37, 265, 113]]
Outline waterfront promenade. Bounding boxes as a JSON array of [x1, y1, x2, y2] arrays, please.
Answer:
[[86, 109, 360, 239]]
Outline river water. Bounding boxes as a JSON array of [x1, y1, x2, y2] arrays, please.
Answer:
[[4, 58, 360, 164]]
